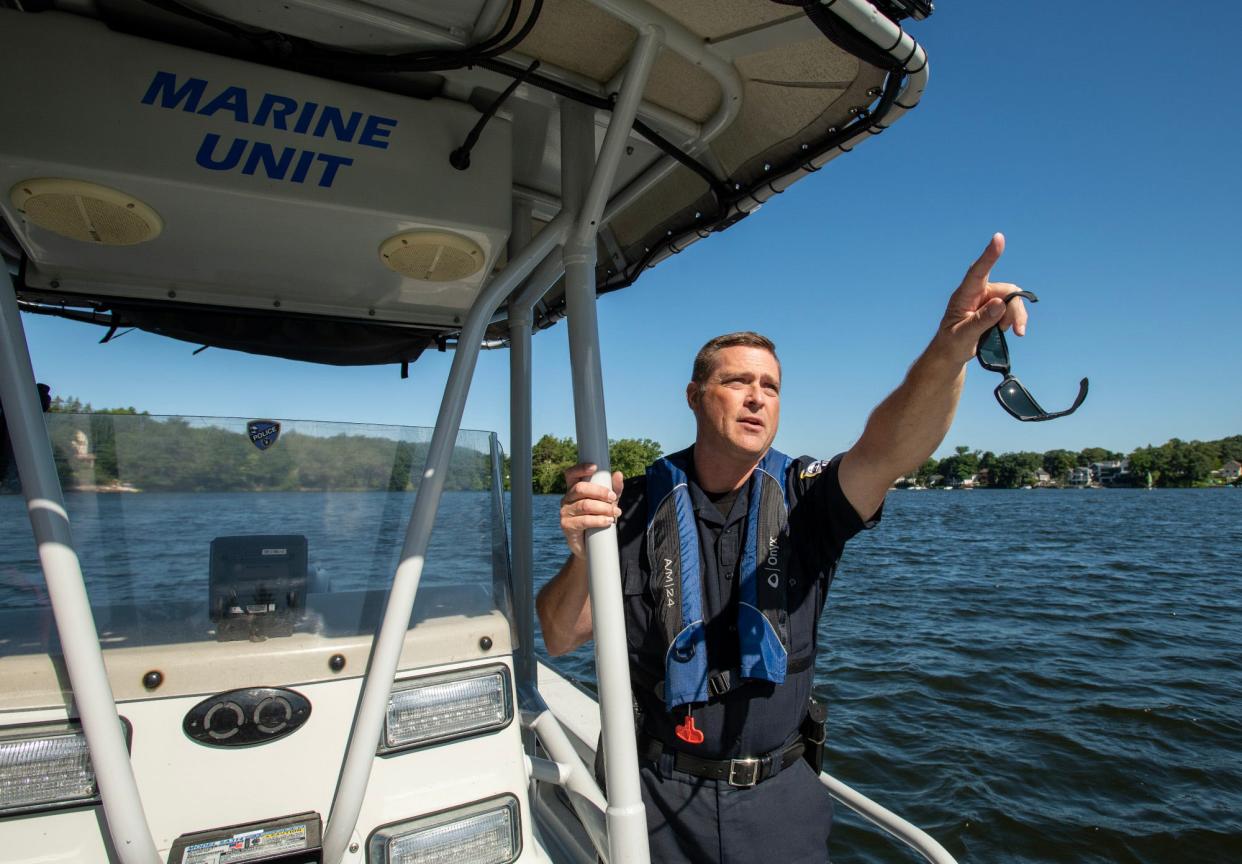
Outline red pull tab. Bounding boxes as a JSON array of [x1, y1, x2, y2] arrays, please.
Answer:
[[675, 714, 704, 745]]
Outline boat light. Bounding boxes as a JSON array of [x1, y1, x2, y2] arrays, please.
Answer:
[[10, 178, 162, 245], [368, 796, 520, 864], [0, 719, 129, 815], [382, 665, 511, 753], [379, 230, 484, 282]]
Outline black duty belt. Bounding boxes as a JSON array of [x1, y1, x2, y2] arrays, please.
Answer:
[[639, 733, 805, 788]]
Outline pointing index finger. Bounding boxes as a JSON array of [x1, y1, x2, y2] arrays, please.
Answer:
[[966, 232, 1005, 284]]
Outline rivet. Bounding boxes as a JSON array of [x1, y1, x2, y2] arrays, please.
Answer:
[[167, 290, 177, 299], [763, 163, 771, 172], [349, 842, 360, 854], [368, 309, 376, 317], [273, 300, 281, 308], [801, 143, 809, 150], [479, 636, 493, 652], [142, 670, 163, 690], [50, 280, 60, 289], [329, 654, 346, 672]]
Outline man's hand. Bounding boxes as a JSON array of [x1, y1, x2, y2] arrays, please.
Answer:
[[539, 462, 623, 655], [559, 462, 623, 559], [936, 232, 1030, 365], [841, 232, 1034, 519]]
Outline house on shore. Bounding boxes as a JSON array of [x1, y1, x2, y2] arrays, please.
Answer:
[[1092, 460, 1127, 485], [1213, 459, 1242, 482]]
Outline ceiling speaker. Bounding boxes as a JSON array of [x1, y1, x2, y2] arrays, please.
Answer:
[[379, 230, 484, 282], [10, 178, 162, 246]]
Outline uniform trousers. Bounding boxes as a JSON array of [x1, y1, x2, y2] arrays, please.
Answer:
[[638, 749, 834, 863]]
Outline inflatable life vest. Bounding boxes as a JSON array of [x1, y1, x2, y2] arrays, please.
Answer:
[[645, 447, 796, 712]]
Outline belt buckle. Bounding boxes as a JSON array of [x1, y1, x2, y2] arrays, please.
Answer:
[[727, 757, 760, 788]]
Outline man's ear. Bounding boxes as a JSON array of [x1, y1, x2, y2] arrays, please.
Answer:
[[685, 381, 699, 412]]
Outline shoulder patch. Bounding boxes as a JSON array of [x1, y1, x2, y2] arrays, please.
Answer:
[[799, 459, 828, 479]]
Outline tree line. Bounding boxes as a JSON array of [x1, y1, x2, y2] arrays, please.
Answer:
[[916, 436, 1242, 489], [1, 407, 493, 494], [8, 398, 1237, 492], [521, 435, 664, 494]]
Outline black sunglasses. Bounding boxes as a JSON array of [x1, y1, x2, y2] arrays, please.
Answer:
[[976, 290, 1088, 422]]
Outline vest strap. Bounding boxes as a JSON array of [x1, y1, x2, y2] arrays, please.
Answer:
[[647, 448, 796, 712]]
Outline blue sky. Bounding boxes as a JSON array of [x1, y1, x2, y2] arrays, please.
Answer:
[[18, 1, 1241, 462]]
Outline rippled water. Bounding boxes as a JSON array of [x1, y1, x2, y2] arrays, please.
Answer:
[[532, 488, 1242, 863], [3, 485, 1238, 862]]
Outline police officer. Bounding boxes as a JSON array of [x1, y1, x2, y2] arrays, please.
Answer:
[[537, 234, 1030, 862]]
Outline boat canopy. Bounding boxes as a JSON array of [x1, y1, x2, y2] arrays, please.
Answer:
[[0, 0, 925, 367], [0, 4, 942, 862]]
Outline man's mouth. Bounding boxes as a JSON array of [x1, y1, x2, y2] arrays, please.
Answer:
[[737, 417, 764, 430]]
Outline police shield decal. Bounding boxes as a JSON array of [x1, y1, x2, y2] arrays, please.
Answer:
[[247, 420, 281, 451]]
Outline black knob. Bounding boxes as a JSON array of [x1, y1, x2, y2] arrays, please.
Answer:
[[329, 654, 346, 672], [142, 670, 163, 690], [479, 636, 493, 652]]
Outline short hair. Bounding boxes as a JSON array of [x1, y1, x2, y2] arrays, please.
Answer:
[[690, 332, 779, 389]]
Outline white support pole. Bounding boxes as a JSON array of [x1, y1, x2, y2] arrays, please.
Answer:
[[560, 24, 661, 864], [322, 211, 573, 864], [522, 696, 610, 861], [508, 246, 567, 688], [586, 0, 744, 225], [508, 198, 537, 690], [0, 279, 160, 863], [509, 241, 566, 815]]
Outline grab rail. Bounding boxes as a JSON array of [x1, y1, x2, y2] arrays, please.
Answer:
[[819, 772, 959, 864]]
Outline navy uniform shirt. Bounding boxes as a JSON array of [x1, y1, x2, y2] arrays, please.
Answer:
[[617, 449, 879, 760]]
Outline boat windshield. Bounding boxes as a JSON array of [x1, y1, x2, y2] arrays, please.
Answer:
[[0, 413, 511, 656]]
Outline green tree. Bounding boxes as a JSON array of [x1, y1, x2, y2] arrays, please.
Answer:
[[531, 435, 577, 494], [609, 438, 663, 479], [915, 458, 938, 486], [1078, 446, 1121, 466], [388, 441, 416, 491], [936, 445, 979, 484], [89, 414, 119, 484], [1042, 449, 1076, 484]]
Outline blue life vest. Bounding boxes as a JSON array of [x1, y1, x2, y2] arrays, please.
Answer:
[[645, 447, 795, 712]]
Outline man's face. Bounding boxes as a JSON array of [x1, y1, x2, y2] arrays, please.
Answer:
[[687, 345, 781, 462]]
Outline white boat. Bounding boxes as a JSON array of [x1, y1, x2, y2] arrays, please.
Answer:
[[0, 2, 955, 862]]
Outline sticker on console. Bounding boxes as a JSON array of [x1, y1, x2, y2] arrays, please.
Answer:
[[181, 823, 308, 864]]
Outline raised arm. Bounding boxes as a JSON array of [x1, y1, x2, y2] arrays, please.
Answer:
[[535, 462, 623, 656], [839, 233, 1030, 519]]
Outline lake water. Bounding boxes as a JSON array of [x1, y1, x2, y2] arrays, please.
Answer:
[[3, 487, 1240, 862], [530, 488, 1242, 864]]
